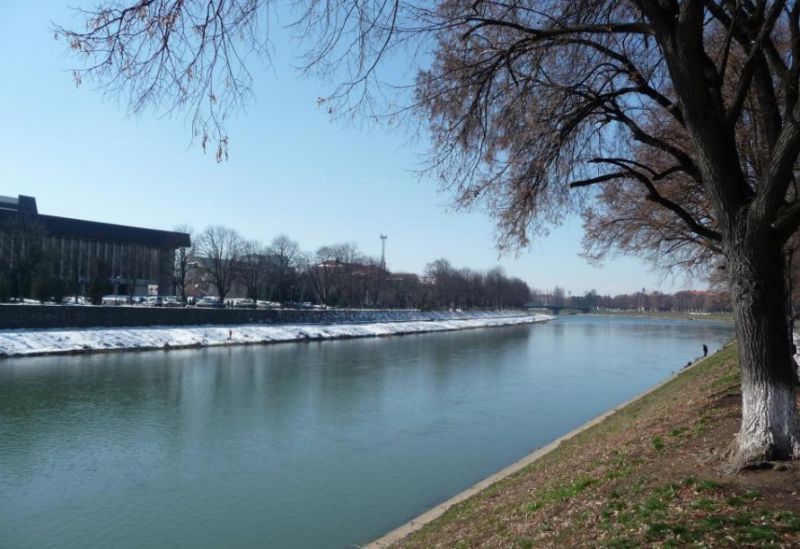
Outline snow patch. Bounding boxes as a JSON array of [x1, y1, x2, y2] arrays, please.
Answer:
[[0, 313, 552, 358]]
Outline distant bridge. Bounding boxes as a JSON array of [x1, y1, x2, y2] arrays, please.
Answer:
[[526, 304, 591, 315]]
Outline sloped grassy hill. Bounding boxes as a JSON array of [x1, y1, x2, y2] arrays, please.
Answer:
[[396, 344, 800, 548]]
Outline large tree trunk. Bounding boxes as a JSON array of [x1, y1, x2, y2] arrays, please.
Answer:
[[727, 232, 800, 464]]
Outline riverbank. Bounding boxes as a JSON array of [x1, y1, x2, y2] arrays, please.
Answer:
[[373, 343, 800, 547], [0, 312, 551, 358], [589, 310, 733, 322], [0, 304, 539, 330]]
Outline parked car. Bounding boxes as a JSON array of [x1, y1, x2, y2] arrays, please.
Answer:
[[195, 296, 222, 308], [162, 296, 185, 308], [101, 295, 129, 306], [62, 296, 90, 306], [142, 296, 164, 307], [226, 298, 256, 309], [6, 297, 41, 305]]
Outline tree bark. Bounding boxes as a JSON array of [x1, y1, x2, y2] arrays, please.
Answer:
[[727, 228, 800, 464]]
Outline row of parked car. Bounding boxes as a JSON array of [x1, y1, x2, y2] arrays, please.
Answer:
[[5, 296, 331, 309], [100, 295, 185, 307], [98, 295, 326, 309]]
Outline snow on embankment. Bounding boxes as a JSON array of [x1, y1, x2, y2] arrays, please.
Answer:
[[0, 313, 552, 358]]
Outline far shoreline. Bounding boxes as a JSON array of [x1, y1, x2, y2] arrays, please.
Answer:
[[584, 310, 733, 323], [0, 313, 552, 359]]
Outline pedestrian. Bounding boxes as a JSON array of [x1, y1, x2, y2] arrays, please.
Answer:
[[228, 329, 233, 341], [702, 344, 708, 357]]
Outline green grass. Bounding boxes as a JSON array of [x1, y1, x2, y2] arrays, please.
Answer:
[[668, 426, 688, 437], [602, 477, 799, 547], [521, 476, 600, 513], [650, 436, 665, 451]]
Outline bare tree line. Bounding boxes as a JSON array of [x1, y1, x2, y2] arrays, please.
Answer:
[[529, 287, 732, 314], [184, 225, 734, 312], [180, 225, 534, 309], [0, 217, 743, 314]]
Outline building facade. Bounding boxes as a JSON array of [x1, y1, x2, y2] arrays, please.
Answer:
[[0, 195, 191, 296]]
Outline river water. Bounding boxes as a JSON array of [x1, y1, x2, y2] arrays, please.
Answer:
[[0, 316, 732, 548]]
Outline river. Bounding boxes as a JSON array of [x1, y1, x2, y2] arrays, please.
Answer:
[[0, 315, 732, 548]]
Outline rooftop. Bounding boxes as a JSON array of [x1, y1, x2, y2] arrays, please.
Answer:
[[0, 195, 190, 248]]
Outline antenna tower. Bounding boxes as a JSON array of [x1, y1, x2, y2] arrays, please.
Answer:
[[380, 234, 388, 269]]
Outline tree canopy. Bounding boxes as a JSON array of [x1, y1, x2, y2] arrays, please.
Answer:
[[59, 1, 800, 266]]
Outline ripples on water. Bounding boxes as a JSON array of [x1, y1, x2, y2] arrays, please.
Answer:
[[0, 316, 732, 548]]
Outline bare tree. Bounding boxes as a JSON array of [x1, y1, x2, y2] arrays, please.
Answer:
[[55, 0, 276, 160], [61, 1, 800, 465], [362, 256, 387, 307], [173, 224, 195, 301], [301, 250, 335, 306], [424, 259, 457, 309], [196, 225, 243, 303], [328, 242, 364, 305], [238, 239, 269, 303], [267, 234, 300, 301], [301, 244, 348, 305]]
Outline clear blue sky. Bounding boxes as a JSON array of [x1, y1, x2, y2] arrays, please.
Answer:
[[0, 2, 701, 295]]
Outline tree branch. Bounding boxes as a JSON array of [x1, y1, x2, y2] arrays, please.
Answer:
[[772, 199, 800, 237], [724, 0, 786, 128], [569, 172, 630, 188], [594, 158, 721, 241], [461, 18, 654, 40]]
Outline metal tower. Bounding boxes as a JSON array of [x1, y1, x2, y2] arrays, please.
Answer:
[[380, 234, 387, 269]]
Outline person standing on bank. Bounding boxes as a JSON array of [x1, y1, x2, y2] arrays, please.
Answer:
[[703, 344, 708, 357]]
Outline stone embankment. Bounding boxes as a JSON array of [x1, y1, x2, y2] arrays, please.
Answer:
[[0, 309, 551, 358], [0, 304, 529, 330]]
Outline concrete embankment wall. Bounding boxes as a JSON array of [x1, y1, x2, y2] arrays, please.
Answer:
[[0, 305, 529, 330]]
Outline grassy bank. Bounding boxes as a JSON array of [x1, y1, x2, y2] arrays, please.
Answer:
[[588, 310, 734, 322], [390, 344, 800, 547]]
